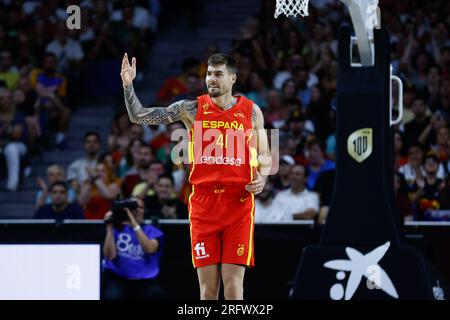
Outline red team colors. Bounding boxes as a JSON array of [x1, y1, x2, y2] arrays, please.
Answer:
[[187, 94, 259, 268]]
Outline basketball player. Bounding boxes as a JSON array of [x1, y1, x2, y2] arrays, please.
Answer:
[[120, 52, 271, 300]]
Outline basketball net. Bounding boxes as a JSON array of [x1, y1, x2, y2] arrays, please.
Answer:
[[274, 0, 309, 18]]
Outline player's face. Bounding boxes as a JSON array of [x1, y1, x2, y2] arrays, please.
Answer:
[[206, 64, 236, 98]]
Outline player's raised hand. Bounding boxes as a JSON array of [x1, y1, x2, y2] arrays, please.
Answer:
[[120, 53, 136, 87]]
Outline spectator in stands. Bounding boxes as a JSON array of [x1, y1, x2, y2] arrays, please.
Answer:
[[103, 197, 166, 300], [281, 79, 299, 100], [246, 69, 269, 109], [67, 131, 101, 194], [233, 54, 253, 93], [418, 109, 448, 148], [45, 22, 85, 75], [431, 126, 450, 163], [78, 161, 121, 220], [131, 160, 165, 198], [254, 178, 279, 221], [399, 143, 426, 187], [144, 173, 188, 219], [264, 89, 285, 128], [109, 111, 132, 155], [111, 0, 154, 36], [33, 181, 84, 221], [14, 76, 42, 156], [122, 145, 156, 198], [155, 57, 200, 105], [272, 154, 294, 192], [412, 152, 446, 220], [285, 110, 315, 160], [394, 130, 408, 170], [0, 49, 20, 90], [117, 138, 143, 178], [153, 121, 184, 164], [173, 73, 202, 101], [35, 164, 76, 209], [273, 53, 313, 90], [0, 87, 27, 192], [99, 152, 118, 179], [404, 97, 431, 149], [305, 138, 335, 190], [270, 164, 320, 221], [29, 52, 71, 148]]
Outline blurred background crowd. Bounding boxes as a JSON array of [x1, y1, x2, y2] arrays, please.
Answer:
[[1, 0, 450, 223]]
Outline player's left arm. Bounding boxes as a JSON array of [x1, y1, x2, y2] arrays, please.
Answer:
[[245, 104, 272, 195]]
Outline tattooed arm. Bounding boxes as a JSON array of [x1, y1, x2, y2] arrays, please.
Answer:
[[120, 53, 197, 125], [123, 84, 196, 125], [245, 104, 272, 195]]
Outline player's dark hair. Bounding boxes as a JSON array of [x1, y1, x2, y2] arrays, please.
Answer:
[[207, 53, 237, 74]]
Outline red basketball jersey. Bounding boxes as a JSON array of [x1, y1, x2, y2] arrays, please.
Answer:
[[187, 94, 258, 188]]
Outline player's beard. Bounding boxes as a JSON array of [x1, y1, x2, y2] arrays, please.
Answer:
[[208, 87, 222, 98], [208, 85, 229, 98]]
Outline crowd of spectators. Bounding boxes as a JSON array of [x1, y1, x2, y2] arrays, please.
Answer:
[[3, 0, 450, 223], [0, 0, 160, 191]]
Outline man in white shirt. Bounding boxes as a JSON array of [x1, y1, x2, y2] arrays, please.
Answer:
[[255, 179, 279, 222], [45, 23, 84, 73], [270, 164, 320, 221], [67, 132, 101, 192]]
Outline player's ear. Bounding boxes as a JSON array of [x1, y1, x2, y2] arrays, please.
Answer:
[[230, 74, 237, 84]]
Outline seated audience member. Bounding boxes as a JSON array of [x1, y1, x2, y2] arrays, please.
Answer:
[[102, 197, 166, 300], [29, 52, 71, 148], [411, 152, 446, 220], [35, 164, 76, 209], [130, 160, 165, 199], [272, 155, 294, 192], [34, 181, 84, 221], [121, 145, 156, 197], [67, 131, 101, 193], [0, 87, 28, 191], [271, 164, 320, 221], [144, 173, 188, 219], [255, 179, 280, 221], [305, 138, 335, 190], [78, 161, 121, 220]]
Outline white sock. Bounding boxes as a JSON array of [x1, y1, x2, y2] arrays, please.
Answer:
[[56, 133, 66, 143]]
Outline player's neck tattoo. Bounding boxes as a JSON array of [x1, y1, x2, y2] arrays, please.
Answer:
[[224, 97, 237, 111]]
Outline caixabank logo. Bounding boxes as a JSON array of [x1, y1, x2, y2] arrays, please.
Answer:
[[323, 241, 399, 300]]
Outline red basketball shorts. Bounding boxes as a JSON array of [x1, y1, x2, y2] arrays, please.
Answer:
[[188, 185, 255, 268]]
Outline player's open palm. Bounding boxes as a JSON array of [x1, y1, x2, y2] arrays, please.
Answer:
[[120, 53, 136, 87]]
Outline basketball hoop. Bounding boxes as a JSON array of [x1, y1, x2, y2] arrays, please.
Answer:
[[274, 0, 309, 18], [275, 0, 381, 67]]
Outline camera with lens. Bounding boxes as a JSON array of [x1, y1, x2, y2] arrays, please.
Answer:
[[107, 198, 139, 230]]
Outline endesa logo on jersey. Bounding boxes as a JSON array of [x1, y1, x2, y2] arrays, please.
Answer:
[[187, 120, 258, 168], [200, 155, 243, 166]]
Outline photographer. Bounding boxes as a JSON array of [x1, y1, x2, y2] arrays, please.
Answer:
[[102, 197, 166, 300]]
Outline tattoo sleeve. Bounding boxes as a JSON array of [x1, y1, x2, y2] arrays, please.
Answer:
[[123, 84, 196, 125]]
